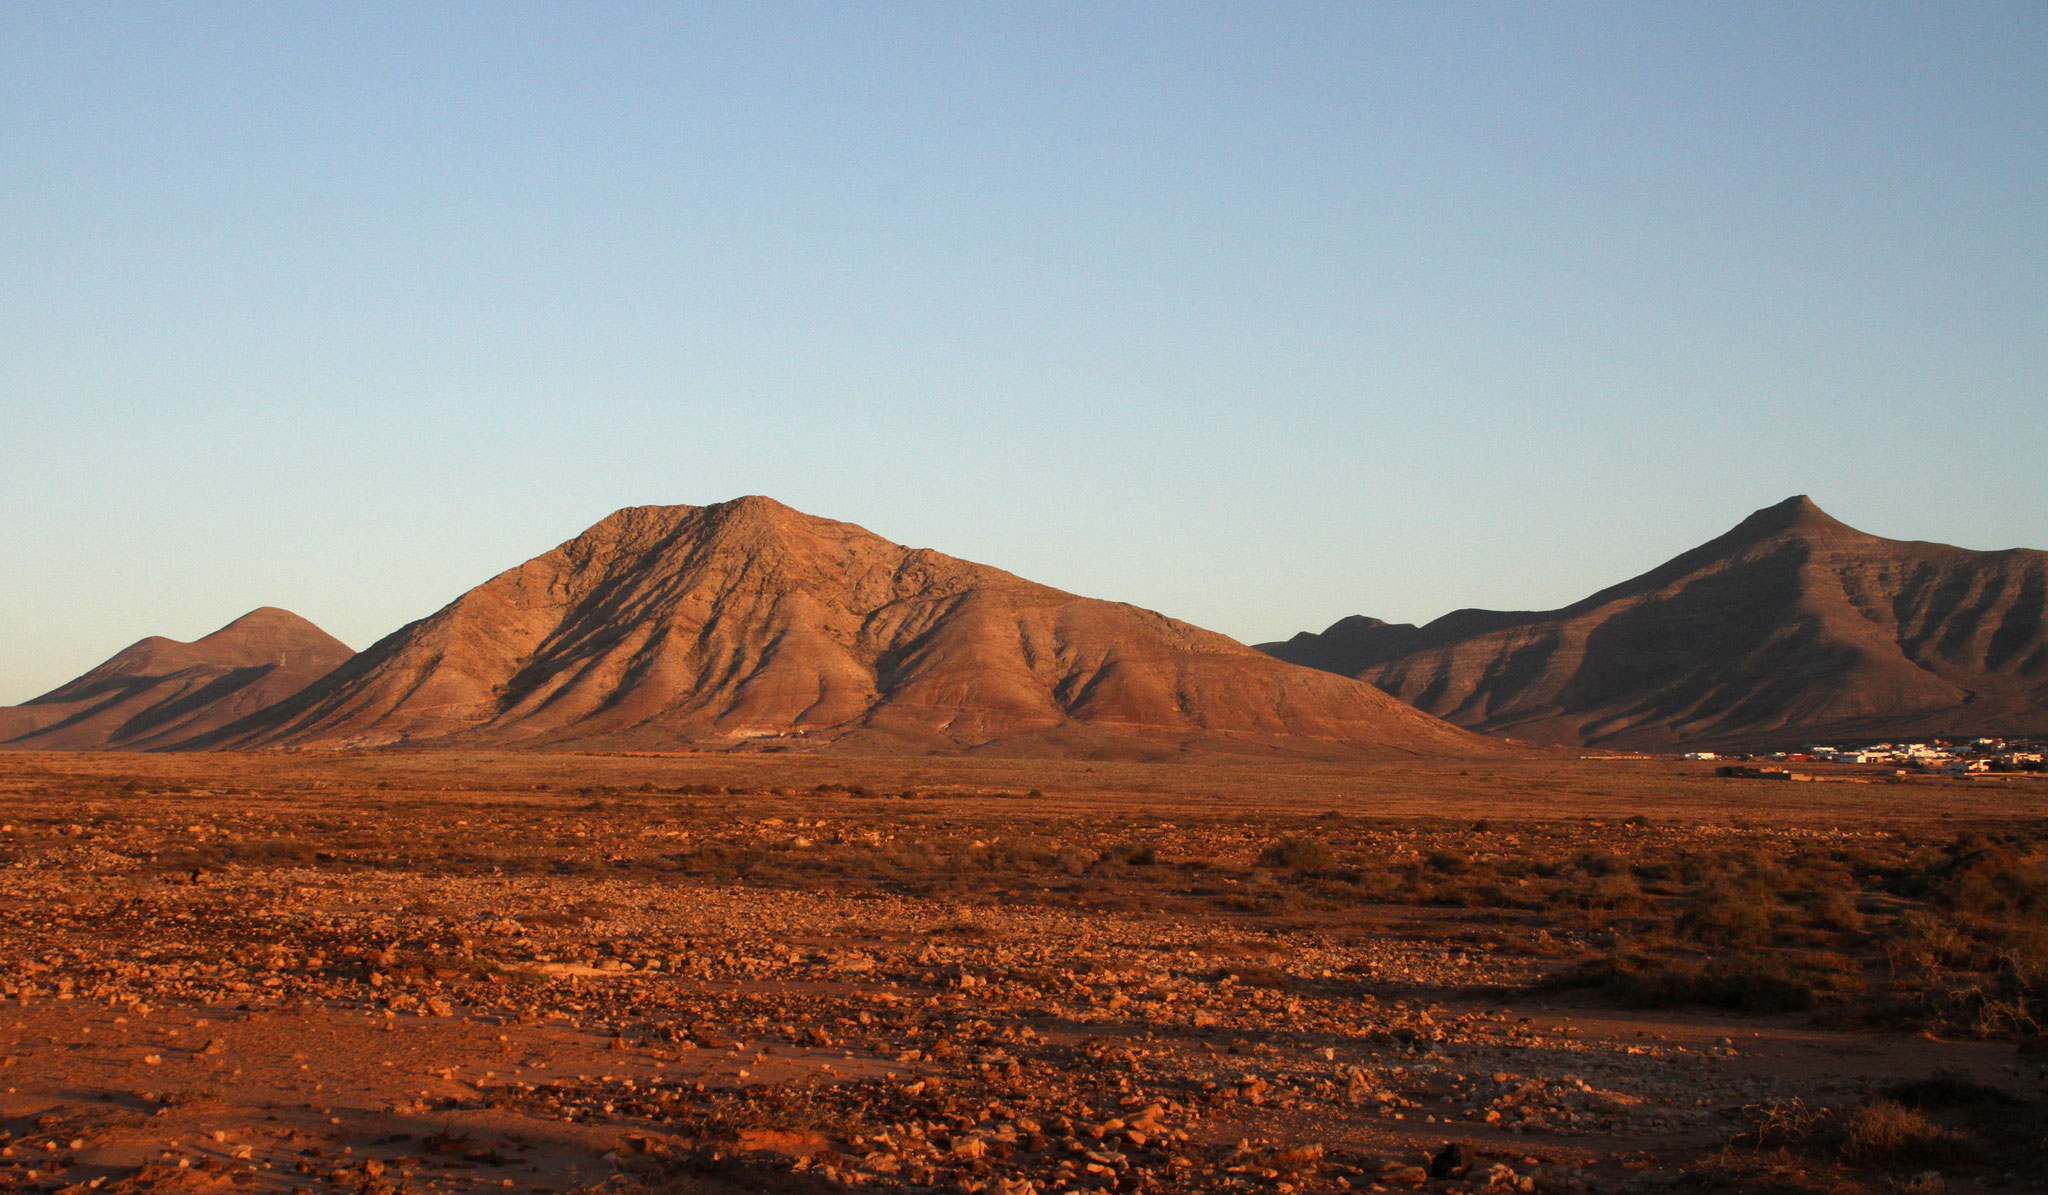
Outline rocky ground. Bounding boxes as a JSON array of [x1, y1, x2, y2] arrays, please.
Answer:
[[0, 753, 2042, 1194]]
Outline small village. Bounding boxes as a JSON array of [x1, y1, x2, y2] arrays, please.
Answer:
[[1685, 737, 2048, 776]]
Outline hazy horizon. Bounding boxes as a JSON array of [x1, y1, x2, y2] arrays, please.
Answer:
[[4, 3, 2043, 703]]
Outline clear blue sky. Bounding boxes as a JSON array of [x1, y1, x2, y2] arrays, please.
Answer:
[[2, 2, 2043, 702]]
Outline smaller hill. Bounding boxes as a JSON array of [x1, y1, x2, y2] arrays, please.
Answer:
[[1262, 616, 1429, 676], [0, 608, 355, 751], [1259, 497, 2048, 749]]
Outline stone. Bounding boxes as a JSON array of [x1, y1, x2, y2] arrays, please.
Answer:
[[1431, 1141, 1474, 1178]]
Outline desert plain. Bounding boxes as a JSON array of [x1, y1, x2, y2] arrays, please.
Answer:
[[1, 751, 2043, 1195]]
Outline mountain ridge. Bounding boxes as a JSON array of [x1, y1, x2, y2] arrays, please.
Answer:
[[1259, 497, 2048, 748]]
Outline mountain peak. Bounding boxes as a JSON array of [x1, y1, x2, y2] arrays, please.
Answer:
[[1726, 494, 1854, 542], [715, 494, 795, 516], [1255, 614, 1427, 676], [577, 496, 821, 549], [203, 606, 329, 643], [700, 494, 820, 536]]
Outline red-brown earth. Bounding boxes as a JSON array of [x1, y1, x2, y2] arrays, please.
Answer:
[[1, 750, 2043, 1194]]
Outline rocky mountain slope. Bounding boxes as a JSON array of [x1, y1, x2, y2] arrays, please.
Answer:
[[1261, 497, 2048, 748], [0, 608, 354, 751], [195, 497, 1495, 759]]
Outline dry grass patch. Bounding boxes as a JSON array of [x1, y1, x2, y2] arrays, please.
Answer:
[[1837, 1098, 1978, 1166]]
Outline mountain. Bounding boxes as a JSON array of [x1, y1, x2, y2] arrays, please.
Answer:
[[1258, 497, 2048, 749], [193, 497, 1495, 759], [0, 608, 355, 751], [1263, 616, 1430, 677]]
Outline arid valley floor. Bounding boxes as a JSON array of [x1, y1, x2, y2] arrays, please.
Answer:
[[1, 753, 2043, 1195]]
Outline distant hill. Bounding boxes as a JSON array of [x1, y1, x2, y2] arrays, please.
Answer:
[[193, 496, 1498, 759], [1259, 497, 2048, 749], [0, 608, 354, 751]]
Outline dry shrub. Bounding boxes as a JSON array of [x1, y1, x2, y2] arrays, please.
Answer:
[[1808, 887, 1865, 932], [1257, 836, 1334, 871], [1908, 831, 2048, 919], [1425, 848, 1469, 874], [1680, 887, 1774, 945], [1837, 1099, 1976, 1166], [1550, 873, 1642, 912], [1734, 1097, 1833, 1149], [1108, 842, 1159, 866], [1052, 845, 1096, 875], [1888, 911, 1972, 968], [1428, 879, 1526, 909], [1571, 848, 1631, 877], [1881, 1071, 2019, 1110], [1545, 950, 1818, 1012]]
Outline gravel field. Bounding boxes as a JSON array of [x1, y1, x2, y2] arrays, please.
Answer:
[[0, 752, 2043, 1194]]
